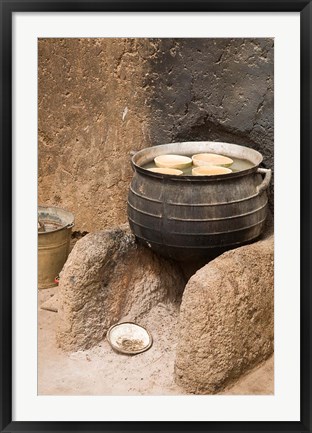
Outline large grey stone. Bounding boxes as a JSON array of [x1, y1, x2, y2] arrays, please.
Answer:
[[175, 235, 274, 394], [56, 225, 185, 352]]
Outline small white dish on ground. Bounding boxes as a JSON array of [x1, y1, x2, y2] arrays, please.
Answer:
[[107, 322, 153, 355]]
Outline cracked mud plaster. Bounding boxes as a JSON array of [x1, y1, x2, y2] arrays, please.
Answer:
[[38, 38, 274, 232], [38, 38, 154, 232]]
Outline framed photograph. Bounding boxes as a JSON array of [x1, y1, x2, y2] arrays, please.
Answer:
[[1, 0, 311, 432]]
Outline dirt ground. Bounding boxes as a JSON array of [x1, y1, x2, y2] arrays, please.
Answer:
[[38, 287, 273, 396]]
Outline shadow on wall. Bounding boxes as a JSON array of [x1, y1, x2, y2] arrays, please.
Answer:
[[145, 38, 274, 211]]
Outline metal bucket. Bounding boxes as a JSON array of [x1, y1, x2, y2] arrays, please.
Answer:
[[38, 205, 74, 289]]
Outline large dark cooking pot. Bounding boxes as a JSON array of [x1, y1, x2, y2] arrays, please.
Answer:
[[127, 141, 271, 261]]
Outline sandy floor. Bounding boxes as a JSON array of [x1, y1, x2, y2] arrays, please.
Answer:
[[38, 287, 273, 396]]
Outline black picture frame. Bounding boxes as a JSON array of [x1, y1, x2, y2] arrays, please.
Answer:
[[1, 1, 311, 432]]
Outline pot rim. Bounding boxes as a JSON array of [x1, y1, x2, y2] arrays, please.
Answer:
[[131, 141, 263, 181]]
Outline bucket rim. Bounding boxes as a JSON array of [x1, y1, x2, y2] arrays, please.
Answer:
[[38, 205, 75, 234]]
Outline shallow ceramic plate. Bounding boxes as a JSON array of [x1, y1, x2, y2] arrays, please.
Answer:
[[154, 154, 192, 169], [147, 167, 183, 175], [192, 153, 233, 167], [107, 322, 153, 355], [192, 166, 232, 176]]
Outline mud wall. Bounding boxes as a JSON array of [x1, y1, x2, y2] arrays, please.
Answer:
[[38, 38, 273, 232]]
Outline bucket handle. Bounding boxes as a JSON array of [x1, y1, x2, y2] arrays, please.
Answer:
[[256, 168, 272, 195], [66, 222, 75, 229]]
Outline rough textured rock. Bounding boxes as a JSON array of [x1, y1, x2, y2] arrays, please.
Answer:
[[56, 225, 185, 352], [175, 235, 274, 394], [39, 38, 274, 233]]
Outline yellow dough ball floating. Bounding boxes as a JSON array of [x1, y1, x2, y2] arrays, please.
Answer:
[[154, 154, 192, 170], [192, 166, 232, 176], [192, 153, 233, 167], [147, 167, 183, 175]]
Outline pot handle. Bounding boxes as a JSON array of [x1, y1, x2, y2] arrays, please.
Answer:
[[256, 168, 272, 195]]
